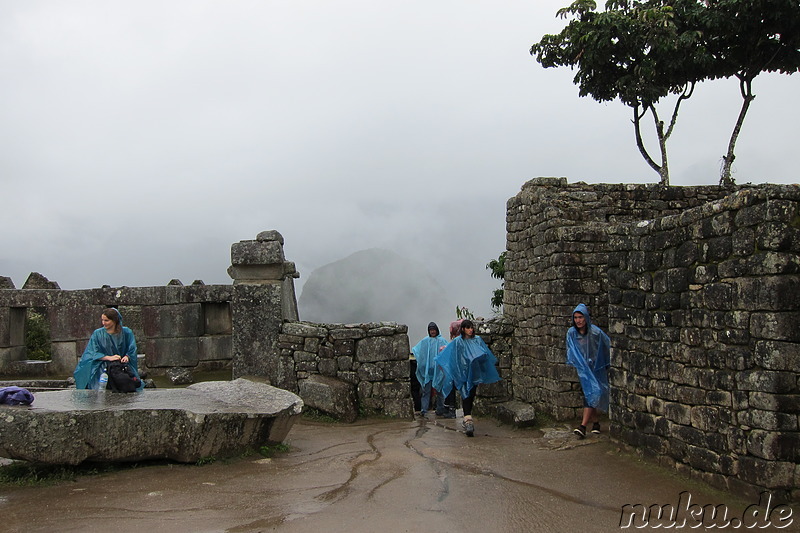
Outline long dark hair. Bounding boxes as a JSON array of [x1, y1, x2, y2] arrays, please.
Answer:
[[460, 319, 475, 338], [102, 307, 122, 334]]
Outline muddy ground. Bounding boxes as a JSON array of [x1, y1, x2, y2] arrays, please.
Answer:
[[0, 415, 792, 532]]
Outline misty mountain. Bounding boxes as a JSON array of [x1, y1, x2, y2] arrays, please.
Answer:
[[298, 248, 455, 337]]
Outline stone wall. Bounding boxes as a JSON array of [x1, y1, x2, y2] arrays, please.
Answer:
[[471, 317, 514, 413], [276, 317, 514, 419], [0, 282, 234, 378], [278, 322, 412, 418], [608, 187, 800, 500], [505, 178, 800, 500]]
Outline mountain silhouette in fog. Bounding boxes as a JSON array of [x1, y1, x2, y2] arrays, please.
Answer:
[[298, 248, 454, 334]]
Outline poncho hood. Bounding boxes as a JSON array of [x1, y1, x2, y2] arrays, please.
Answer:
[[572, 303, 591, 330]]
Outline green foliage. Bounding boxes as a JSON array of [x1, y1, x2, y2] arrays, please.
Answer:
[[259, 443, 290, 458], [195, 456, 216, 466], [486, 252, 506, 312], [455, 306, 475, 320], [531, 0, 800, 185], [25, 309, 51, 361]]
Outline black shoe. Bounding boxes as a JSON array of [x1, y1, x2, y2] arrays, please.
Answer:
[[591, 422, 601, 434], [436, 409, 456, 419], [463, 419, 474, 437], [573, 425, 586, 439]]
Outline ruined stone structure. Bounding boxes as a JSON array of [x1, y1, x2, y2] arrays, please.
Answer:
[[0, 231, 418, 418], [504, 178, 799, 501], [3, 180, 797, 499], [0, 280, 234, 378], [275, 317, 514, 421]]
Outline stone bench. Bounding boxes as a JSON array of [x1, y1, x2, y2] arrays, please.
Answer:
[[0, 378, 303, 464]]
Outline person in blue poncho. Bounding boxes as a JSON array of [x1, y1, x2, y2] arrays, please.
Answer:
[[411, 322, 448, 416], [73, 307, 144, 391], [433, 319, 501, 437], [566, 303, 611, 438]]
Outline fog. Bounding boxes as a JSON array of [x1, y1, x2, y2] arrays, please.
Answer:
[[1, 1, 797, 324]]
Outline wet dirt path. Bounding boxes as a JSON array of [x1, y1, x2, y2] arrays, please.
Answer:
[[0, 417, 774, 532]]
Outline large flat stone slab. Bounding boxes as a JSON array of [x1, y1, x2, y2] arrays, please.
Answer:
[[0, 378, 303, 465]]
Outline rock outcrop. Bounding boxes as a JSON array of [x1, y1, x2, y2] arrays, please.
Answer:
[[0, 379, 303, 464]]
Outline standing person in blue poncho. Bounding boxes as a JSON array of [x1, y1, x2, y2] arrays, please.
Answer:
[[73, 307, 144, 391], [411, 322, 448, 416], [566, 303, 611, 439], [434, 319, 501, 437]]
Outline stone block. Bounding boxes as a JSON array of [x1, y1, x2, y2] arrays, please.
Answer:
[[738, 408, 798, 432], [372, 380, 408, 399], [747, 430, 800, 462], [231, 283, 282, 382], [357, 363, 384, 381], [748, 392, 800, 413], [97, 286, 167, 306], [383, 360, 407, 380], [753, 340, 800, 372], [755, 222, 795, 251], [381, 398, 414, 418], [356, 334, 410, 363], [298, 374, 357, 423], [690, 406, 720, 432], [333, 339, 354, 356], [145, 337, 200, 367], [49, 341, 78, 375], [0, 379, 302, 464], [0, 307, 26, 347], [231, 239, 285, 265], [198, 335, 232, 361], [686, 444, 721, 473], [226, 265, 285, 281], [664, 401, 691, 425], [49, 303, 102, 342], [143, 303, 203, 338], [282, 322, 327, 338], [494, 400, 537, 428], [203, 302, 232, 335], [329, 328, 365, 340], [737, 370, 796, 394], [0, 346, 26, 373], [303, 337, 320, 353], [318, 358, 337, 377]]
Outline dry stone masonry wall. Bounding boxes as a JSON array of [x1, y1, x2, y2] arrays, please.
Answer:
[[505, 178, 800, 501]]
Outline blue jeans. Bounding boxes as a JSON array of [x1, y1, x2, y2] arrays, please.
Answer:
[[420, 382, 433, 412]]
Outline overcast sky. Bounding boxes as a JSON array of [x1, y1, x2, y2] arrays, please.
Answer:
[[1, 0, 798, 323]]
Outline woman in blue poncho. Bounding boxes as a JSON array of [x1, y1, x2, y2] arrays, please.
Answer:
[[566, 303, 610, 438], [411, 322, 448, 416], [73, 307, 144, 391], [433, 319, 500, 437]]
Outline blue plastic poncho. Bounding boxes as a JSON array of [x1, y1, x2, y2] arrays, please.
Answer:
[[566, 303, 610, 411], [433, 334, 501, 399], [411, 323, 447, 387], [0, 386, 34, 405], [73, 313, 143, 391]]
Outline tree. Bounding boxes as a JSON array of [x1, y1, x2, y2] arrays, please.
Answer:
[[694, 0, 800, 185], [531, 1, 800, 186], [486, 251, 506, 312]]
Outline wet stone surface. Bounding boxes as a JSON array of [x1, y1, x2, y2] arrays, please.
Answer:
[[0, 379, 302, 464], [1, 415, 778, 532]]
